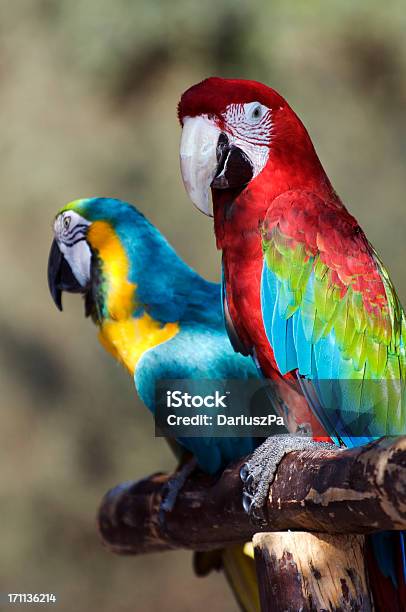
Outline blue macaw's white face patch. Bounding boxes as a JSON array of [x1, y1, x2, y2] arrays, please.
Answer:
[[54, 210, 91, 287]]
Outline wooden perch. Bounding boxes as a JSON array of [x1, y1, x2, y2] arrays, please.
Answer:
[[98, 436, 406, 555], [253, 532, 373, 611]]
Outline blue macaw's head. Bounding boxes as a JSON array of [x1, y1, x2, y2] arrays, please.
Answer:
[[48, 197, 218, 325], [49, 198, 140, 321]]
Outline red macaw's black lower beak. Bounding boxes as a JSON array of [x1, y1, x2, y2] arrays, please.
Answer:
[[211, 133, 254, 191], [47, 239, 83, 311]]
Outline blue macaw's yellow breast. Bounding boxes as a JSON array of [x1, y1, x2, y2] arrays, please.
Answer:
[[87, 220, 179, 372], [98, 316, 179, 374]]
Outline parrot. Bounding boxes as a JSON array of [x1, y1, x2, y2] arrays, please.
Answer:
[[47, 196, 263, 612], [178, 77, 406, 609]]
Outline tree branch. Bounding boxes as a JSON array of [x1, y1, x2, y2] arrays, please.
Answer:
[[98, 436, 406, 555]]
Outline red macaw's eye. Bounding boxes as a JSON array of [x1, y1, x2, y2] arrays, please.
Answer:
[[244, 102, 266, 123]]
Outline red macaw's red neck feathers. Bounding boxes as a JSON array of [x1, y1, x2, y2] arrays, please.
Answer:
[[178, 77, 287, 123]]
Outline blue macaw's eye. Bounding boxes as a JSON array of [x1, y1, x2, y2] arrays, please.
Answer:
[[63, 215, 71, 230]]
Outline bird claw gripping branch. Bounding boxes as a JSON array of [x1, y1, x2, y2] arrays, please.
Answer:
[[159, 458, 198, 521], [240, 435, 336, 526]]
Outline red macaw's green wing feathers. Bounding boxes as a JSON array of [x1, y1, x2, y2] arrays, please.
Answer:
[[260, 190, 406, 443]]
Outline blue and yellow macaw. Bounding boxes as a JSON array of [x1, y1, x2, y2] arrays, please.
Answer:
[[47, 196, 261, 612]]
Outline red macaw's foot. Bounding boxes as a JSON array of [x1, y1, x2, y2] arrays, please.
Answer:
[[240, 435, 337, 526], [159, 457, 198, 518]]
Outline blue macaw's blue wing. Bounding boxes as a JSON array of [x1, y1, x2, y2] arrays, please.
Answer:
[[135, 323, 260, 474]]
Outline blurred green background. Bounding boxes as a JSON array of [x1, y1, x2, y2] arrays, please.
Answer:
[[1, 1, 405, 610]]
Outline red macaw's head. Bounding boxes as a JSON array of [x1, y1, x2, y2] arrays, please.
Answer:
[[178, 77, 328, 219]]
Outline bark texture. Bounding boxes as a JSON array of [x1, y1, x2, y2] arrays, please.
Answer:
[[253, 532, 373, 612], [98, 436, 406, 554]]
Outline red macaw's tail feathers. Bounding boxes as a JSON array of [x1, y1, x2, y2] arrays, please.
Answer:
[[365, 533, 406, 611]]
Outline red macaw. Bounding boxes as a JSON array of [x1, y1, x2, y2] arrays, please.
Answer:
[[178, 77, 406, 609]]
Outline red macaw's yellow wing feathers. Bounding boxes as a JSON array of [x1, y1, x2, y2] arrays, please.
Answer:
[[260, 190, 406, 442]]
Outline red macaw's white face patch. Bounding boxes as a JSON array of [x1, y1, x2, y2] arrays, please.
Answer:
[[54, 210, 91, 287], [222, 102, 272, 178]]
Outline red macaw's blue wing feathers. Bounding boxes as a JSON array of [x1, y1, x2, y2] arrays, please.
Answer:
[[260, 189, 406, 599]]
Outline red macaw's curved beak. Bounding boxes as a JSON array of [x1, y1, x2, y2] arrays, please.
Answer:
[[179, 116, 254, 217], [180, 116, 220, 216]]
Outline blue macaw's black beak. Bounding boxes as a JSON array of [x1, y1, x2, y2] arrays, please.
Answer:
[[48, 239, 83, 311], [211, 133, 254, 190]]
